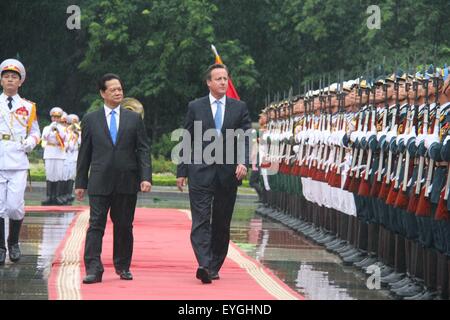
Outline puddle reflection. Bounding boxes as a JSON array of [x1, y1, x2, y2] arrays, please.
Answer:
[[230, 208, 392, 300], [0, 212, 75, 300]]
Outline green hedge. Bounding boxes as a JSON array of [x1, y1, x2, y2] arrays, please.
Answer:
[[30, 160, 250, 187]]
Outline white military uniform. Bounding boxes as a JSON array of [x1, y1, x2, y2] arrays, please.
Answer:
[[0, 93, 40, 220], [65, 120, 80, 181], [42, 121, 66, 182]]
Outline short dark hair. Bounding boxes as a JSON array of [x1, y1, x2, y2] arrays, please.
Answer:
[[98, 73, 123, 92], [204, 64, 229, 81]]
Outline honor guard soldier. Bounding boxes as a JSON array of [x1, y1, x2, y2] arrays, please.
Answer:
[[41, 107, 67, 205], [64, 114, 81, 204], [0, 58, 41, 264]]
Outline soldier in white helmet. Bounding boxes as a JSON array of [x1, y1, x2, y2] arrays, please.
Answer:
[[41, 107, 67, 205], [0, 58, 41, 265], [63, 114, 80, 204], [59, 112, 71, 204]]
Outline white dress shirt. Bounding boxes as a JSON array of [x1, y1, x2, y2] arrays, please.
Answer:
[[2, 93, 20, 112], [209, 93, 226, 122], [104, 105, 120, 131]]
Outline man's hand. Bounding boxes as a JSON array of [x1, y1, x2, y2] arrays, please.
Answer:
[[177, 177, 187, 192], [141, 181, 152, 193], [236, 164, 248, 181], [75, 189, 85, 202]]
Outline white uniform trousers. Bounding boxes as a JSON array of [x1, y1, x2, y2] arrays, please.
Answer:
[[0, 170, 28, 220], [261, 168, 271, 191], [62, 158, 71, 181], [44, 159, 65, 182], [68, 161, 77, 180]]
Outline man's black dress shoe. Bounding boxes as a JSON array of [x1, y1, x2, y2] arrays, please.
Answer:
[[83, 273, 103, 284], [210, 272, 220, 280], [196, 267, 212, 284], [116, 270, 133, 280]]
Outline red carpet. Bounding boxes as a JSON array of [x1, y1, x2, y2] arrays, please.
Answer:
[[47, 207, 303, 300]]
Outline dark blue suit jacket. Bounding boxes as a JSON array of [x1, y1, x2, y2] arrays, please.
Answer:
[[176, 96, 252, 188]]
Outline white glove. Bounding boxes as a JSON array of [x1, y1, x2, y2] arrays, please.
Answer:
[[21, 137, 36, 153], [396, 133, 405, 145], [385, 125, 398, 144], [404, 126, 417, 144], [415, 133, 426, 147], [335, 130, 345, 147], [350, 130, 360, 143], [293, 145, 300, 154], [444, 135, 450, 146], [366, 129, 377, 141], [322, 130, 331, 145], [377, 127, 388, 142], [425, 134, 439, 149]]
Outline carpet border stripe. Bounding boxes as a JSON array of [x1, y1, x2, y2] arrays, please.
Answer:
[[55, 209, 89, 300], [178, 209, 301, 300]]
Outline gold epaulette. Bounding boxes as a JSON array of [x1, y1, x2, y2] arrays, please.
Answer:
[[22, 98, 36, 106]]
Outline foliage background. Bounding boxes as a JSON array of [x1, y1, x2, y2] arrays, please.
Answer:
[[1, 0, 449, 159]]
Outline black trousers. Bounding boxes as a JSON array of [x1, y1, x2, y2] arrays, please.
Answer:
[[84, 193, 137, 275], [189, 178, 238, 274], [249, 169, 263, 200]]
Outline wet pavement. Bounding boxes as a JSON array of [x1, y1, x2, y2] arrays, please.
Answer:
[[0, 183, 392, 300]]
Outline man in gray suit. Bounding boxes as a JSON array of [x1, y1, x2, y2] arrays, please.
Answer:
[[177, 64, 252, 283]]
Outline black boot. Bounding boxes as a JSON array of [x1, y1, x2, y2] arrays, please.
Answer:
[[7, 219, 23, 263], [59, 180, 69, 204], [0, 218, 5, 265], [55, 181, 67, 205], [67, 180, 75, 203], [41, 181, 54, 205]]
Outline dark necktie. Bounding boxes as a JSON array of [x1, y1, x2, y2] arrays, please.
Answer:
[[7, 96, 13, 110]]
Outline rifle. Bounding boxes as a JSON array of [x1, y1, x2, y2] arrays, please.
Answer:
[[417, 66, 440, 216], [359, 74, 377, 197], [395, 76, 415, 209], [370, 78, 389, 197], [379, 72, 399, 202], [333, 72, 350, 189], [386, 73, 408, 206], [414, 66, 431, 216], [349, 78, 370, 194], [436, 73, 450, 220], [344, 77, 364, 191]]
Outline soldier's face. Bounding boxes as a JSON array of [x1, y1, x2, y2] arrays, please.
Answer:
[[100, 79, 124, 107], [375, 86, 384, 102], [1, 71, 21, 94], [398, 83, 407, 100], [51, 115, 61, 123], [207, 68, 229, 99]]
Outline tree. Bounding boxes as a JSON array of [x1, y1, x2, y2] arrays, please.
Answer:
[[79, 0, 258, 142]]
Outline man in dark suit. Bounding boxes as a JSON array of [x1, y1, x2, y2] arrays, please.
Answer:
[[176, 64, 252, 284], [75, 73, 152, 284]]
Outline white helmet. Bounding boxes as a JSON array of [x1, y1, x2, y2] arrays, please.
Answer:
[[67, 114, 80, 123], [0, 59, 26, 83], [50, 107, 64, 117]]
